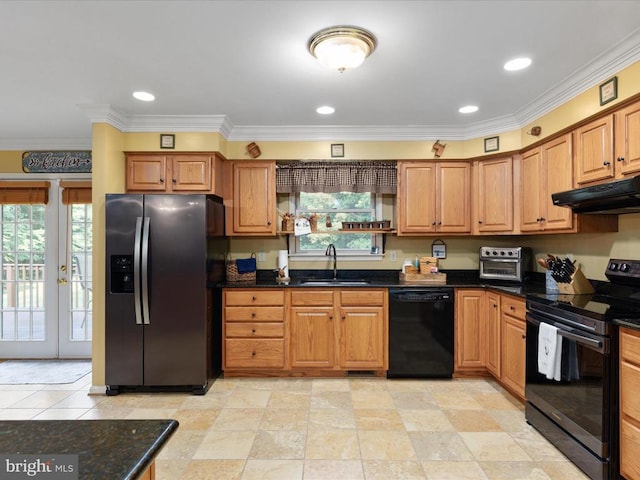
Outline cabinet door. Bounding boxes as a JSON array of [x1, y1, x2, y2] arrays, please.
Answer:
[[501, 314, 526, 399], [574, 114, 614, 185], [126, 155, 167, 191], [437, 162, 471, 233], [339, 307, 385, 369], [290, 307, 335, 368], [520, 148, 543, 232], [476, 157, 513, 232], [615, 100, 640, 178], [170, 155, 212, 191], [454, 290, 485, 372], [231, 161, 276, 235], [485, 291, 501, 377], [542, 133, 574, 231], [397, 162, 437, 234]]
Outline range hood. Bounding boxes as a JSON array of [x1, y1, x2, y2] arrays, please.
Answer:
[[552, 175, 640, 214]]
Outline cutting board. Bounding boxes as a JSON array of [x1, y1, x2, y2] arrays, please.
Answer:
[[399, 272, 447, 285]]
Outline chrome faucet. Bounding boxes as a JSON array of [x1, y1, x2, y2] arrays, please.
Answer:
[[325, 243, 337, 279]]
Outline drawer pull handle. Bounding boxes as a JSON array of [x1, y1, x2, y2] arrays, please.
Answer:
[[251, 329, 256, 334], [252, 296, 257, 301]]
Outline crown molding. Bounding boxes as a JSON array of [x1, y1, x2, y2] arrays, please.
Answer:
[[0, 138, 92, 150]]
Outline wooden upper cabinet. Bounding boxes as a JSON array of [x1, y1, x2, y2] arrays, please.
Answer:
[[125, 152, 223, 194], [520, 133, 573, 232], [474, 156, 513, 233], [574, 114, 614, 185], [229, 161, 276, 236], [397, 161, 470, 235], [615, 99, 640, 178]]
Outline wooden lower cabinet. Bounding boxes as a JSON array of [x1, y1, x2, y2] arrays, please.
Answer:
[[339, 306, 386, 369], [454, 289, 486, 374], [485, 291, 501, 377], [620, 327, 640, 480], [290, 290, 335, 369], [223, 289, 286, 372], [500, 312, 526, 399]]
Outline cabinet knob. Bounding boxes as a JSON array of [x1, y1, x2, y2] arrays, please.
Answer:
[[267, 221, 271, 226], [539, 217, 545, 222], [159, 178, 164, 183], [493, 303, 497, 308], [617, 156, 625, 162], [521, 334, 526, 339], [172, 178, 177, 183], [252, 296, 257, 301], [251, 312, 256, 318], [478, 220, 483, 224], [251, 351, 256, 356], [329, 316, 333, 320], [438, 222, 442, 225], [251, 328, 256, 334], [510, 305, 515, 310], [342, 316, 346, 320], [432, 222, 437, 226], [603, 161, 611, 166]]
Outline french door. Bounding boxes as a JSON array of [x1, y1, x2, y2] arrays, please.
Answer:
[[1, 179, 92, 358]]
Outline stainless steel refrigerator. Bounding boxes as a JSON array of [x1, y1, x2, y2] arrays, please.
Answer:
[[105, 194, 226, 395]]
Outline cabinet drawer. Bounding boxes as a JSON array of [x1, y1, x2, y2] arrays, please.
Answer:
[[225, 339, 284, 368], [225, 290, 284, 306], [621, 361, 640, 420], [621, 418, 640, 480], [340, 289, 385, 306], [291, 290, 334, 306], [226, 322, 284, 338], [621, 327, 640, 365], [224, 306, 284, 322], [501, 295, 526, 320]]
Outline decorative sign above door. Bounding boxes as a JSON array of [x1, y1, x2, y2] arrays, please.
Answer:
[[22, 151, 92, 173]]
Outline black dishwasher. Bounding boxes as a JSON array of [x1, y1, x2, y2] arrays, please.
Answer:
[[387, 288, 454, 378]]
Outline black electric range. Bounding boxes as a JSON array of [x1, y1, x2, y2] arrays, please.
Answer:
[[524, 258, 640, 480]]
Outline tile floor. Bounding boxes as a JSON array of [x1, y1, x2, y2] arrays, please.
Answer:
[[0, 374, 590, 480]]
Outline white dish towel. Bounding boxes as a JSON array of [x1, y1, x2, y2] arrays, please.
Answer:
[[538, 322, 562, 381]]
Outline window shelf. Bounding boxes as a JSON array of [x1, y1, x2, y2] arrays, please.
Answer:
[[279, 230, 395, 254]]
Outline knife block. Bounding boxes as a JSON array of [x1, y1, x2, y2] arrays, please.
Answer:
[[556, 268, 595, 294]]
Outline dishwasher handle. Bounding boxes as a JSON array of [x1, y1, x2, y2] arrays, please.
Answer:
[[389, 289, 454, 303]]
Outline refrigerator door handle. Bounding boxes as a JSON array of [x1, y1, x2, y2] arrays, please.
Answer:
[[133, 217, 143, 325], [141, 216, 151, 324]]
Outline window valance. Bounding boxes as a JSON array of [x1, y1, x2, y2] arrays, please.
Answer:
[[0, 181, 50, 204], [60, 181, 92, 205], [276, 161, 396, 194]]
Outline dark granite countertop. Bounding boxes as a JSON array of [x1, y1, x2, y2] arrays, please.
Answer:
[[219, 269, 548, 299], [614, 318, 640, 331], [0, 419, 178, 480]]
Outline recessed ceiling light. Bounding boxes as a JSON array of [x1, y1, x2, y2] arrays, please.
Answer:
[[133, 91, 155, 101], [316, 105, 335, 115], [504, 57, 532, 71], [459, 105, 478, 114]]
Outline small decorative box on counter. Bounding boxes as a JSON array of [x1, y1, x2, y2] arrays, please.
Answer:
[[399, 272, 447, 284]]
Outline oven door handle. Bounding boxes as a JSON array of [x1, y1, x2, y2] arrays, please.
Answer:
[[527, 315, 605, 351]]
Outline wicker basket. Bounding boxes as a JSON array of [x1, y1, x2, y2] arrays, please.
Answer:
[[226, 253, 257, 284], [419, 256, 439, 274]]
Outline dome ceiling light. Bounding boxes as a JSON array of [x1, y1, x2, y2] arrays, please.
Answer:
[[308, 25, 377, 73]]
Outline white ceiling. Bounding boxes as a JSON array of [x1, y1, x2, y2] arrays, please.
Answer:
[[1, 0, 640, 150]]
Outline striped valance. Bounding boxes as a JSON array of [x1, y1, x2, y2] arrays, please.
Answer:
[[276, 161, 397, 194]]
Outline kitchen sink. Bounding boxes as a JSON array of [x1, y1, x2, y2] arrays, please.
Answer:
[[298, 279, 370, 286]]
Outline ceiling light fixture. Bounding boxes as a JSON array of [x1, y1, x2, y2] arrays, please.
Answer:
[[316, 106, 335, 115], [504, 57, 532, 71], [308, 25, 377, 73], [459, 105, 479, 114], [133, 91, 155, 101]]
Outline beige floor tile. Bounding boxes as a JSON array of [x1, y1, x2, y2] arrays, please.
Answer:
[[352, 390, 394, 409], [212, 408, 264, 430], [125, 408, 178, 419], [0, 390, 42, 408], [511, 430, 568, 462], [226, 389, 271, 408], [487, 409, 530, 432], [241, 459, 303, 480], [349, 378, 389, 391], [362, 460, 427, 479], [172, 408, 220, 431], [234, 379, 278, 391], [248, 430, 306, 459], [32, 408, 89, 420], [50, 390, 105, 408], [391, 390, 439, 410], [178, 459, 245, 480], [311, 378, 351, 392], [309, 408, 356, 429], [421, 460, 488, 479], [306, 427, 360, 460], [386, 380, 434, 392], [443, 410, 503, 432], [311, 391, 353, 409], [11, 390, 74, 409], [266, 390, 310, 409], [354, 408, 405, 430], [156, 431, 206, 460], [193, 430, 257, 460], [272, 378, 314, 391], [541, 460, 590, 479], [179, 391, 232, 409], [0, 409, 44, 419], [460, 432, 532, 461], [359, 430, 417, 460], [399, 409, 456, 432], [431, 391, 483, 410], [79, 408, 134, 419], [260, 408, 308, 430], [303, 460, 365, 480], [479, 461, 552, 479], [471, 391, 523, 410], [408, 432, 474, 461], [154, 459, 189, 480]]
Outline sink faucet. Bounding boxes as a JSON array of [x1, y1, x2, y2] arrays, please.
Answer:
[[325, 243, 337, 279]]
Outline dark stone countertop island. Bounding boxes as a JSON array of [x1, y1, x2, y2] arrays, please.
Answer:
[[0, 419, 178, 480]]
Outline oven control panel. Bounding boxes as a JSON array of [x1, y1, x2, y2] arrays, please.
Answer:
[[605, 259, 640, 285], [480, 247, 525, 259]]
